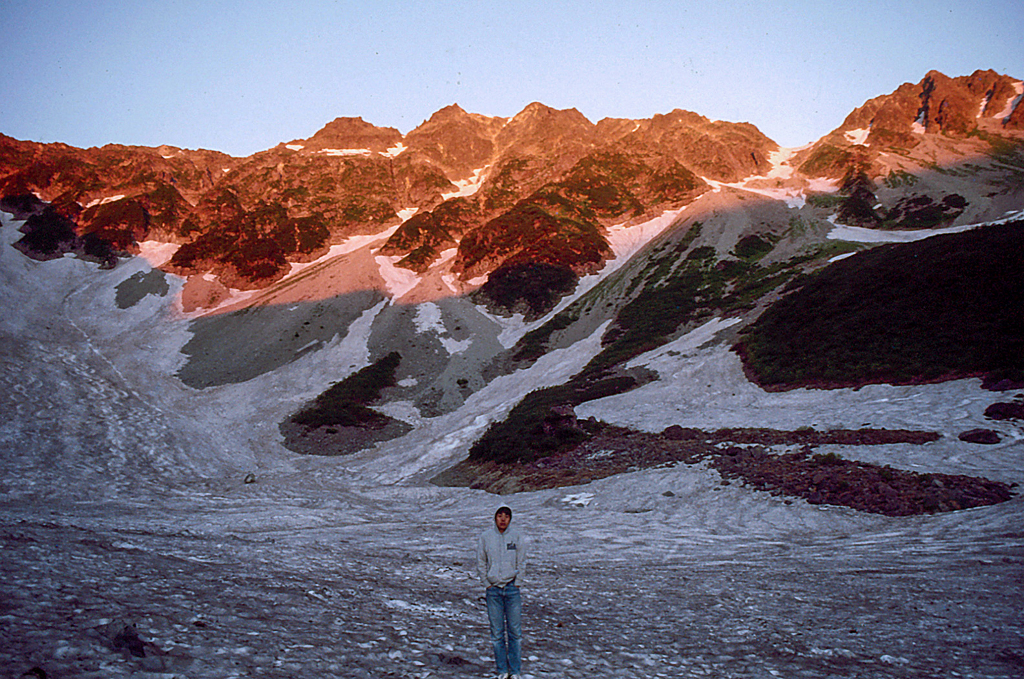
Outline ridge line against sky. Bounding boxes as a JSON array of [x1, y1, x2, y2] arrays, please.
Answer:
[[2, 0, 1022, 158]]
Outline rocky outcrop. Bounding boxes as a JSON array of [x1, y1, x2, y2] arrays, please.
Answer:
[[403, 104, 506, 178], [799, 69, 1024, 178], [959, 429, 1002, 444]]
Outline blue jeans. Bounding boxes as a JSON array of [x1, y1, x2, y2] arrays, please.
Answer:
[[486, 582, 522, 676]]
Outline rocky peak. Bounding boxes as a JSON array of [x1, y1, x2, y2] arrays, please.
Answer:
[[838, 69, 1023, 148], [302, 116, 403, 153], [494, 103, 597, 156], [404, 104, 506, 178], [625, 109, 776, 182]]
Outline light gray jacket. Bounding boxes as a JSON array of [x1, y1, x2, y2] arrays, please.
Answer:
[[476, 523, 527, 589]]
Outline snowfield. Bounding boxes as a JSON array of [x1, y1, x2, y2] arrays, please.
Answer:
[[1, 209, 1022, 678]]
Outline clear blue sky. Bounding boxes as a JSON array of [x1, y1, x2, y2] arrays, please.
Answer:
[[2, 0, 1022, 157]]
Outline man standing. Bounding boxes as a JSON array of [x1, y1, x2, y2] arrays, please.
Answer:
[[476, 506, 527, 679]]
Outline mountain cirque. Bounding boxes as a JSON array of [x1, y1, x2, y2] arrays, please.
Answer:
[[2, 68, 1023, 515]]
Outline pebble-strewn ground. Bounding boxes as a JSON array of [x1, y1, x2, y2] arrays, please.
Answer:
[[3, 498, 1023, 679]]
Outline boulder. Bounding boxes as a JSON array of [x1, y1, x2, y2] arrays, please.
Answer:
[[959, 429, 1002, 444], [984, 402, 1024, 420]]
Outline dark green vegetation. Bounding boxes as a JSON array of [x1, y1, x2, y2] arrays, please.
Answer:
[[589, 225, 797, 374], [467, 373, 641, 465], [6, 195, 121, 267], [798, 143, 856, 177], [883, 169, 919, 188], [443, 424, 1014, 516], [170, 195, 329, 287], [473, 261, 578, 320], [471, 222, 823, 467], [381, 198, 480, 272], [835, 166, 880, 226], [457, 201, 611, 278], [452, 150, 706, 308], [832, 163, 967, 230], [289, 352, 402, 428], [711, 446, 1011, 516], [880, 193, 966, 230], [738, 221, 1024, 389]]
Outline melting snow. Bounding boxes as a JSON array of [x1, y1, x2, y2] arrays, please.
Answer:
[[83, 194, 126, 209], [843, 128, 870, 146], [286, 144, 304, 151], [380, 142, 407, 158], [374, 255, 421, 299], [137, 240, 180, 267], [441, 166, 489, 200], [318, 148, 373, 157]]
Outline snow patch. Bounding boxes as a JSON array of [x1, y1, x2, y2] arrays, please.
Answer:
[[374, 255, 422, 299], [412, 302, 471, 354], [286, 144, 304, 151], [978, 92, 993, 118], [285, 225, 402, 278], [764, 145, 809, 180], [413, 302, 446, 334], [380, 142, 407, 158], [627, 317, 743, 371], [605, 206, 689, 262], [828, 222, 981, 244], [83, 194, 125, 209], [562, 492, 595, 507], [137, 240, 180, 267], [829, 209, 1022, 245], [995, 81, 1024, 121], [318, 148, 372, 157], [843, 128, 870, 146], [397, 207, 419, 222], [441, 166, 488, 200]]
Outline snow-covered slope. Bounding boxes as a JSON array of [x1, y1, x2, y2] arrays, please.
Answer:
[[2, 192, 1023, 677]]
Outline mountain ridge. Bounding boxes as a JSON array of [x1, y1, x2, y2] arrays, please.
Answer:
[[0, 68, 1022, 509], [3, 69, 1021, 297]]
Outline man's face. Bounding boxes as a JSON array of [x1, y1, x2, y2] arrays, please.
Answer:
[[494, 511, 511, 533]]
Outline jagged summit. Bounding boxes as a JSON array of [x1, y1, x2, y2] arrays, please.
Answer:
[[299, 116, 403, 153], [815, 69, 1023, 163], [1, 68, 1021, 294], [404, 104, 505, 178]]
